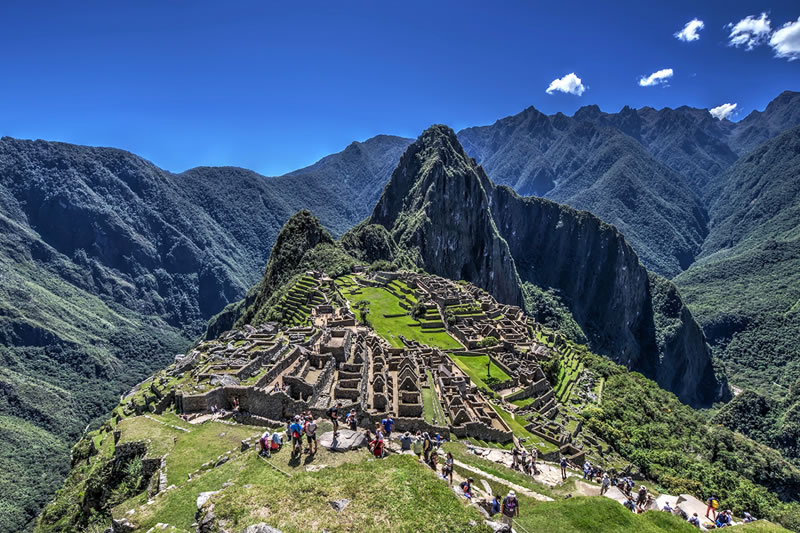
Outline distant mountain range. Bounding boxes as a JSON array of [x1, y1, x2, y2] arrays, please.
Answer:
[[0, 90, 798, 530]]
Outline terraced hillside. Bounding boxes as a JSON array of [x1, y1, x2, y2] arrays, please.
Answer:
[[38, 267, 800, 532]]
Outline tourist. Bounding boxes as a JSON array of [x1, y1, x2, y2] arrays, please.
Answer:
[[232, 396, 240, 412], [688, 513, 700, 527], [442, 452, 454, 484], [559, 456, 568, 480], [270, 431, 282, 452], [435, 433, 442, 448], [400, 431, 413, 451], [422, 432, 432, 463], [459, 477, 474, 499], [706, 495, 719, 520], [662, 501, 673, 513], [743, 511, 755, 523], [370, 435, 385, 458], [512, 447, 520, 470], [259, 429, 271, 457], [289, 416, 304, 455], [490, 495, 501, 516], [520, 448, 528, 470], [346, 409, 358, 431], [304, 415, 318, 455], [272, 382, 280, 393], [502, 490, 519, 527], [429, 450, 438, 470], [716, 510, 732, 528], [413, 431, 423, 456], [375, 422, 384, 441], [381, 415, 394, 438], [600, 473, 610, 495], [623, 496, 636, 513], [327, 401, 341, 436], [530, 447, 538, 475], [636, 485, 648, 511], [583, 461, 591, 479]]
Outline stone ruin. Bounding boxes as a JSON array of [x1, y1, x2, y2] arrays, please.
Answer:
[[130, 271, 599, 455]]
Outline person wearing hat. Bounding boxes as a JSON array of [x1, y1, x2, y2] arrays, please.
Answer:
[[422, 431, 432, 463], [400, 431, 412, 451], [289, 415, 304, 455], [600, 472, 610, 495], [502, 490, 519, 526], [637, 485, 648, 511]]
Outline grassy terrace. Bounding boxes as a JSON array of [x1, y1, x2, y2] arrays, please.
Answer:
[[338, 278, 462, 350], [449, 353, 511, 391], [422, 369, 450, 425], [490, 403, 559, 454], [112, 423, 488, 533], [276, 275, 325, 326]]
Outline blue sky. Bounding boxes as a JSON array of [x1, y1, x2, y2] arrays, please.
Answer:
[[0, 1, 797, 175]]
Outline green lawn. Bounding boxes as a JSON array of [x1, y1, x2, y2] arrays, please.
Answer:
[[422, 370, 450, 425], [510, 396, 537, 408], [489, 404, 558, 454], [449, 354, 511, 391], [339, 285, 461, 349], [116, 449, 489, 533]]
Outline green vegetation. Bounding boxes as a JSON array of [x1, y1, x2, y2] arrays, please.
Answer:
[[449, 354, 511, 390], [422, 370, 449, 425], [579, 354, 800, 531], [339, 282, 461, 349], [675, 126, 800, 399], [475, 336, 499, 348], [712, 385, 800, 463], [522, 282, 587, 343]]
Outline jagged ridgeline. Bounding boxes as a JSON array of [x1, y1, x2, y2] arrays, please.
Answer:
[[38, 218, 800, 531]]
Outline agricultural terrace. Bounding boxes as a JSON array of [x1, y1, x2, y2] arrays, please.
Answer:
[[336, 275, 462, 350]]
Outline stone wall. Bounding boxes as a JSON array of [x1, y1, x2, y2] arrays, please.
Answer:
[[450, 422, 513, 444]]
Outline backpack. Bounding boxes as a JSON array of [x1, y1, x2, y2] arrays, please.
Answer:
[[711, 498, 719, 509], [327, 407, 334, 417], [503, 497, 517, 515]]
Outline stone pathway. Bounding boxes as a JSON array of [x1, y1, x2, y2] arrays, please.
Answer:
[[143, 414, 190, 432], [450, 457, 553, 501]]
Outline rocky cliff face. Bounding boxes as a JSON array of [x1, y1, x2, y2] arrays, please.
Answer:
[[367, 125, 725, 406], [370, 125, 523, 307]]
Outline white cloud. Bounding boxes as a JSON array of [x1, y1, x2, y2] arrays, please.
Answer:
[[770, 17, 800, 60], [709, 103, 737, 120], [638, 68, 673, 87], [675, 19, 705, 42], [545, 73, 586, 96], [727, 13, 772, 50]]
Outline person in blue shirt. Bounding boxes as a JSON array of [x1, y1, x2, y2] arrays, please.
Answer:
[[490, 495, 501, 516], [289, 416, 303, 455], [381, 415, 394, 438]]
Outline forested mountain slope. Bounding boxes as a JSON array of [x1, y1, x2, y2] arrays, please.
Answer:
[[0, 134, 407, 531], [674, 126, 800, 395]]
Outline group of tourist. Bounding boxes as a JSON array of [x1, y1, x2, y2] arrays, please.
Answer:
[[286, 411, 318, 455], [271, 381, 290, 394], [256, 402, 758, 529], [492, 491, 520, 527], [511, 445, 538, 476]]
